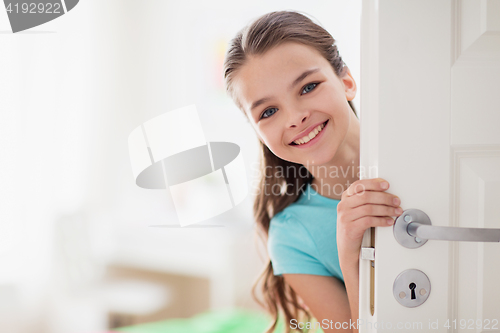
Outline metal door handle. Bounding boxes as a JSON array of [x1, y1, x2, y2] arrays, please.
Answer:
[[407, 223, 500, 242], [394, 209, 500, 248]]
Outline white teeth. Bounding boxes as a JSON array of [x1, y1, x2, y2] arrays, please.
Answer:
[[293, 121, 326, 145]]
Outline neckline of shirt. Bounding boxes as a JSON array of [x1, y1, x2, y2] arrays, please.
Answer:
[[302, 182, 342, 204]]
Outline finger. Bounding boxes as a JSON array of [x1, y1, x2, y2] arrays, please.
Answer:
[[343, 178, 390, 198], [349, 204, 403, 222], [345, 191, 401, 210], [352, 216, 396, 234]]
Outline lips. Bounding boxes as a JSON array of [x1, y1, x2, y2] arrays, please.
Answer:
[[289, 120, 329, 145]]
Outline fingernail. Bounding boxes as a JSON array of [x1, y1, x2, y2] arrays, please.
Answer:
[[381, 182, 389, 189], [396, 207, 403, 214], [387, 219, 394, 225], [393, 197, 400, 205]]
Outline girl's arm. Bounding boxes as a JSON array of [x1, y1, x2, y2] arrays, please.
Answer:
[[338, 254, 360, 333], [336, 178, 403, 333], [283, 274, 353, 332]]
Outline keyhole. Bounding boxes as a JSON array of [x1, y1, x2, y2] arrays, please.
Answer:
[[409, 282, 417, 300]]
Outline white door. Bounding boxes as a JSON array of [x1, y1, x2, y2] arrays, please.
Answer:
[[359, 1, 500, 332]]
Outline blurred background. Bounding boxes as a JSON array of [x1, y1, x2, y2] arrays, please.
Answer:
[[0, 1, 360, 332]]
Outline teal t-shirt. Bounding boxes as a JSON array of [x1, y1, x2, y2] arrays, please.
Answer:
[[267, 182, 344, 282]]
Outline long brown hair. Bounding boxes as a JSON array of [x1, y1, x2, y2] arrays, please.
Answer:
[[223, 10, 357, 333]]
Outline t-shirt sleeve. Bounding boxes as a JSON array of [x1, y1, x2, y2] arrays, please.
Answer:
[[267, 211, 331, 277]]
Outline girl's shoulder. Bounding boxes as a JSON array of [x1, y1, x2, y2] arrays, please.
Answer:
[[271, 194, 338, 228], [268, 195, 340, 254], [270, 209, 300, 229], [269, 204, 308, 233], [267, 209, 331, 277], [268, 210, 316, 250]]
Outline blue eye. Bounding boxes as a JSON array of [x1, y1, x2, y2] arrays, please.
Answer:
[[302, 82, 318, 94], [261, 107, 277, 119], [259, 82, 319, 120]]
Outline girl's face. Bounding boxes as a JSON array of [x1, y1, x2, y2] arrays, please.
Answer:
[[233, 42, 357, 166]]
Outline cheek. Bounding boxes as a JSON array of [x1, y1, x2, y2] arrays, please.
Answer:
[[317, 82, 344, 106], [257, 126, 286, 152], [320, 92, 351, 124], [259, 130, 278, 147]]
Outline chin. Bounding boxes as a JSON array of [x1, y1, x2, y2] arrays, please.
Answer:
[[300, 149, 336, 165], [279, 148, 336, 166], [301, 156, 332, 166]]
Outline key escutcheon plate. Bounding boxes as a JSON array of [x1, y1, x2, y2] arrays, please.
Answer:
[[393, 269, 431, 308]]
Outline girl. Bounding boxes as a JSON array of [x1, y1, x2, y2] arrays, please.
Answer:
[[223, 11, 402, 333]]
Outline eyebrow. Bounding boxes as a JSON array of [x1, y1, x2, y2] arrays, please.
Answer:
[[250, 68, 321, 113]]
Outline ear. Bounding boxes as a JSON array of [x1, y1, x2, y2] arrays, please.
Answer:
[[341, 67, 357, 101]]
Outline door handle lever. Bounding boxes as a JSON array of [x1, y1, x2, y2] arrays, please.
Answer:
[[407, 223, 500, 242], [394, 209, 500, 248]]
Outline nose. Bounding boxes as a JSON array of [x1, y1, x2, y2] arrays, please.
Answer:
[[286, 107, 310, 128]]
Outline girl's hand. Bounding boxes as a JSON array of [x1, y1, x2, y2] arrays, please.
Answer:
[[336, 178, 402, 266]]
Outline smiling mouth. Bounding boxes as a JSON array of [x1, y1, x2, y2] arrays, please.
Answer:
[[290, 119, 329, 146]]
